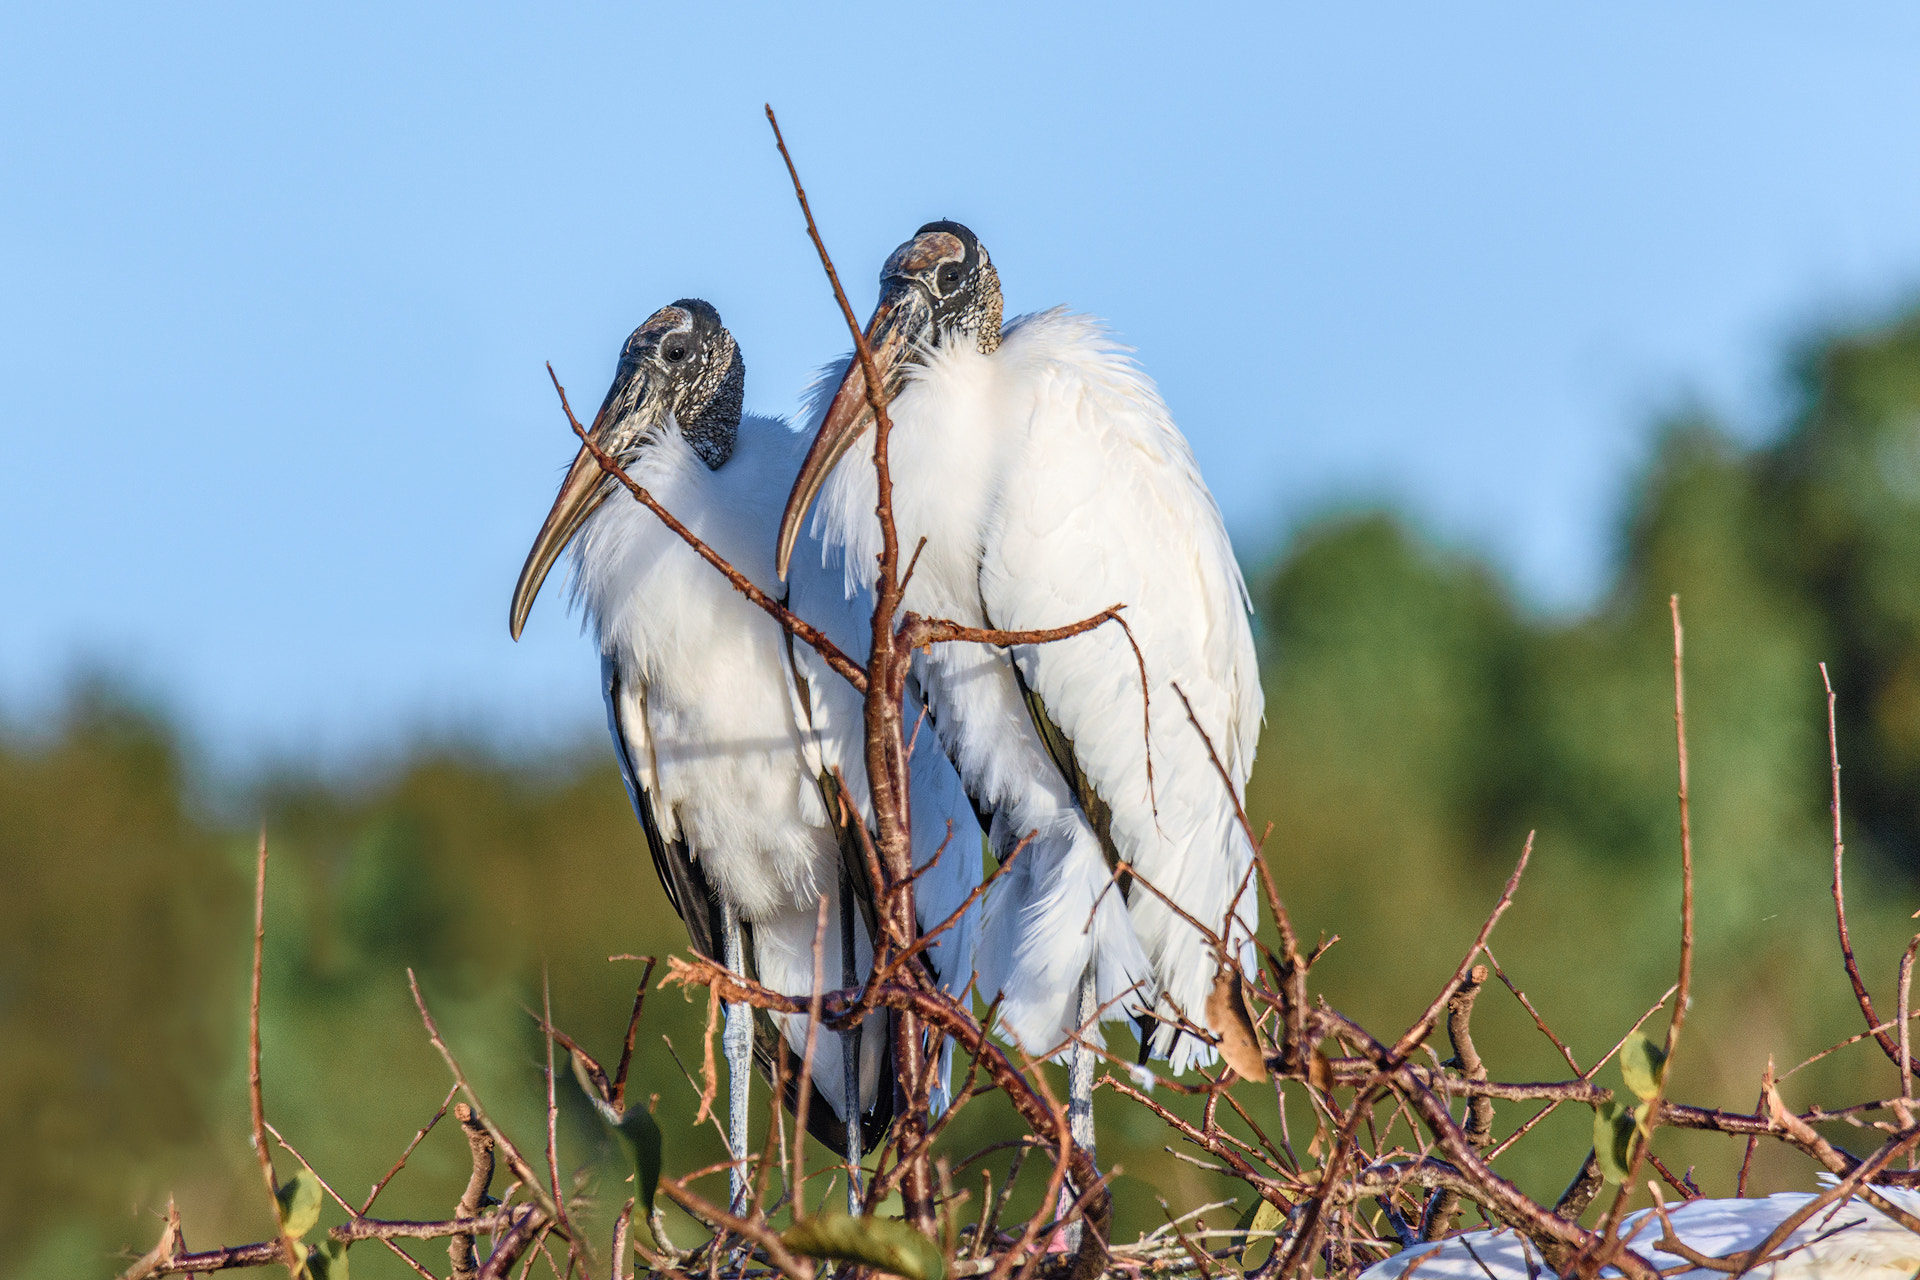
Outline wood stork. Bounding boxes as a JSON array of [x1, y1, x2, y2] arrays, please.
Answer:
[[776, 223, 1264, 1164], [508, 299, 980, 1210], [1358, 1188, 1920, 1280]]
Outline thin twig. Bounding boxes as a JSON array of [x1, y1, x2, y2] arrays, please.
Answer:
[[547, 365, 868, 696], [790, 893, 832, 1216], [362, 1083, 459, 1216], [1823, 662, 1918, 1080], [247, 830, 300, 1279]]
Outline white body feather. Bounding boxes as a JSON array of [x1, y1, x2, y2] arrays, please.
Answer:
[[801, 309, 1263, 1068], [570, 410, 980, 1116], [1360, 1189, 1920, 1280]]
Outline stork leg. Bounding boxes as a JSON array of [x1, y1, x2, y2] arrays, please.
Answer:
[[840, 864, 864, 1216], [1060, 960, 1098, 1248], [720, 901, 752, 1216]]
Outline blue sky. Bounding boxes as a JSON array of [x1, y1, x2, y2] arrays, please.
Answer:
[[6, 2, 1920, 770]]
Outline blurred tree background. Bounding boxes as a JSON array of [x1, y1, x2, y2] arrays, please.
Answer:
[[10, 305, 1920, 1277]]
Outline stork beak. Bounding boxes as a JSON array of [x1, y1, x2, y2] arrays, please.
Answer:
[[776, 287, 924, 580], [509, 395, 628, 640]]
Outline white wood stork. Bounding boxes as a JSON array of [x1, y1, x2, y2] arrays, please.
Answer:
[[1358, 1188, 1920, 1280], [775, 223, 1264, 1164], [509, 299, 980, 1210]]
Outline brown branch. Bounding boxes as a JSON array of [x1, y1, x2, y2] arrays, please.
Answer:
[[547, 365, 869, 696], [790, 894, 832, 1216], [117, 1200, 182, 1280], [1318, 1009, 1659, 1279], [1485, 982, 1677, 1164], [657, 1177, 815, 1280], [1423, 966, 1494, 1240], [362, 1083, 458, 1216], [476, 1205, 545, 1280], [1391, 834, 1533, 1063], [610, 1200, 633, 1280], [1099, 1074, 1290, 1204], [1711, 1122, 1920, 1275], [767, 103, 940, 1235], [451, 1102, 497, 1280], [1481, 945, 1583, 1076], [664, 956, 1113, 1280], [612, 958, 658, 1108], [1592, 599, 1699, 1265], [694, 983, 723, 1127], [897, 606, 1128, 657], [1822, 663, 1920, 1080], [145, 1211, 541, 1275], [1317, 1060, 1609, 1104], [870, 829, 1034, 990], [246, 830, 299, 1279], [407, 969, 562, 1223], [987, 1105, 1073, 1280], [266, 1121, 436, 1280], [539, 967, 578, 1274]]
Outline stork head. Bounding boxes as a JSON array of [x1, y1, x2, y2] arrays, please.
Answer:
[[775, 221, 1003, 578], [509, 299, 744, 639]]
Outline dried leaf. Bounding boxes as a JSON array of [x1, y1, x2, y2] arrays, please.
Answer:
[[1307, 1046, 1334, 1093], [781, 1213, 945, 1280], [1206, 967, 1269, 1082]]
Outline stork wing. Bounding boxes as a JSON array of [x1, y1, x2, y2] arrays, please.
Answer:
[[978, 311, 1263, 1069], [602, 653, 724, 962], [606, 649, 893, 1155]]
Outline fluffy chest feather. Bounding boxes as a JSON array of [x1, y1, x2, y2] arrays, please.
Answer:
[[570, 418, 833, 920]]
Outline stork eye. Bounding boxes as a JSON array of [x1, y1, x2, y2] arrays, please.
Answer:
[[936, 263, 963, 293], [663, 340, 691, 364]]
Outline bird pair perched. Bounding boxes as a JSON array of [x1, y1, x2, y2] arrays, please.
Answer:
[[508, 221, 1263, 1214]]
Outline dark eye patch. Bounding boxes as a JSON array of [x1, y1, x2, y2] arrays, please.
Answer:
[[937, 263, 963, 292]]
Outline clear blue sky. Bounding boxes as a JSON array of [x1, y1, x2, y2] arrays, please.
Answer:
[[6, 2, 1920, 771]]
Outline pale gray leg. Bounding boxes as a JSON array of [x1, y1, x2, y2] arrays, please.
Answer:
[[1061, 961, 1098, 1248], [840, 866, 864, 1216], [720, 901, 752, 1216]]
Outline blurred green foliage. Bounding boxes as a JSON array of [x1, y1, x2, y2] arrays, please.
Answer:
[[10, 306, 1920, 1276]]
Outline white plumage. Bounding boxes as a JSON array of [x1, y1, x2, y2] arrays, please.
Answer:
[[780, 224, 1262, 1073], [1360, 1188, 1920, 1280], [510, 300, 980, 1164]]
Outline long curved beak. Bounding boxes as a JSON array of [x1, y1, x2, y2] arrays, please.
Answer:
[[776, 288, 924, 580], [509, 390, 631, 640]]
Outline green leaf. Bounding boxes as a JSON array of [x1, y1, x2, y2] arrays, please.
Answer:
[[616, 1103, 664, 1229], [306, 1238, 349, 1280], [1593, 1101, 1634, 1183], [276, 1169, 324, 1240], [1619, 1032, 1669, 1102], [1236, 1197, 1285, 1265], [781, 1214, 946, 1280], [577, 1064, 665, 1253], [1593, 1099, 1654, 1183]]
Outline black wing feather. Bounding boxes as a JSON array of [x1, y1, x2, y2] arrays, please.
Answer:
[[605, 654, 894, 1157]]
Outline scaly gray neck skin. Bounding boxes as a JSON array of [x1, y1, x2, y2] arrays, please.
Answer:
[[959, 258, 1004, 354]]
